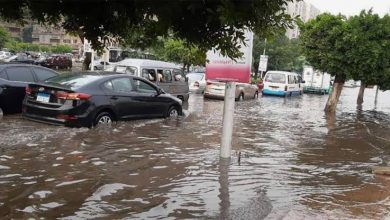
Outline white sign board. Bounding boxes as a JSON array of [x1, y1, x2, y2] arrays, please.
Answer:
[[206, 31, 254, 83], [258, 55, 268, 72]]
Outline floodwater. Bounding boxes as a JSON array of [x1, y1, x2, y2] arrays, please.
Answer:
[[0, 87, 390, 219]]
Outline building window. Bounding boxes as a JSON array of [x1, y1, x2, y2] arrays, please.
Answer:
[[50, 38, 60, 43], [73, 39, 78, 44], [63, 39, 71, 44], [8, 27, 20, 33], [32, 38, 40, 42]]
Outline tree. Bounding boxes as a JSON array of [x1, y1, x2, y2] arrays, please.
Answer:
[[153, 38, 206, 72], [0, 0, 294, 59], [51, 44, 72, 53], [299, 14, 349, 113], [345, 11, 390, 106], [0, 26, 10, 49], [253, 34, 306, 76]]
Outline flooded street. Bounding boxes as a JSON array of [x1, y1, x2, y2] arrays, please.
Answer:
[[1, 87, 390, 219]]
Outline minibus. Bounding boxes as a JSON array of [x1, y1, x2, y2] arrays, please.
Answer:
[[262, 71, 304, 96]]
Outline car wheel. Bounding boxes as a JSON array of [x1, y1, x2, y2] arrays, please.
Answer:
[[0, 107, 3, 120], [238, 93, 244, 101], [94, 112, 114, 127], [167, 106, 179, 118]]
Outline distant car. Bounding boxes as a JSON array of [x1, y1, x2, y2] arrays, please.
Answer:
[[22, 72, 183, 128], [4, 54, 35, 64], [186, 72, 206, 94], [41, 55, 72, 69], [204, 80, 259, 101], [0, 64, 59, 114], [262, 71, 304, 96], [0, 51, 11, 60], [91, 60, 111, 70]]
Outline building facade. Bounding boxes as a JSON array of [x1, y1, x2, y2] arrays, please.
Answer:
[[286, 0, 321, 39], [31, 24, 82, 53]]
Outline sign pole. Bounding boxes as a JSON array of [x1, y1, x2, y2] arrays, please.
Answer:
[[220, 81, 236, 158]]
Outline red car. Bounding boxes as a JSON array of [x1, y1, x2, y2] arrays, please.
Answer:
[[41, 55, 72, 70]]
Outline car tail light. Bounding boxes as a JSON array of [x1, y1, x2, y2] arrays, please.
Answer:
[[56, 114, 76, 120], [56, 91, 91, 100], [194, 81, 200, 87], [25, 86, 32, 95], [284, 85, 288, 91], [206, 81, 213, 85]]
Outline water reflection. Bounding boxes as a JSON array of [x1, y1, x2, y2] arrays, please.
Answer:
[[0, 89, 389, 219]]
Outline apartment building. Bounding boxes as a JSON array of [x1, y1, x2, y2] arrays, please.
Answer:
[[31, 24, 82, 52], [286, 0, 321, 39]]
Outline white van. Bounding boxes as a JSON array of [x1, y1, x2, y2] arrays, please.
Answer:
[[107, 59, 190, 101], [262, 71, 304, 96], [302, 66, 331, 94]]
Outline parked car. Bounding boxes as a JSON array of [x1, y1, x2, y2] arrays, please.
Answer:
[[3, 54, 35, 64], [262, 71, 304, 97], [41, 55, 72, 69], [107, 59, 190, 102], [204, 80, 259, 101], [91, 60, 111, 70], [22, 72, 183, 128], [0, 64, 59, 114], [186, 72, 206, 94], [0, 51, 11, 60]]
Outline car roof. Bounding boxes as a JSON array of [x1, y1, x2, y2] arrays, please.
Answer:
[[266, 70, 299, 75], [116, 58, 177, 69], [0, 64, 58, 71]]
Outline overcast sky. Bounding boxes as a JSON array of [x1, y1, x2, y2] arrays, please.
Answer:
[[306, 0, 390, 16]]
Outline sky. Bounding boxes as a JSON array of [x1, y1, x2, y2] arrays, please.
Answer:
[[306, 0, 390, 16]]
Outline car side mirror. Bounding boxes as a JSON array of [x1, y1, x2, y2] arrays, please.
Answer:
[[301, 80, 306, 83]]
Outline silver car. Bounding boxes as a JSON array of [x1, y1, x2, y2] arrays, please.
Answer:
[[187, 72, 206, 94], [204, 80, 259, 101]]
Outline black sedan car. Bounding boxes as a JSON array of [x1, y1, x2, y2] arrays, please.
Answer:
[[0, 64, 59, 113], [22, 72, 183, 127]]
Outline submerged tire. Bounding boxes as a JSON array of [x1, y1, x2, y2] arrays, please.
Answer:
[[238, 93, 244, 101], [167, 106, 179, 118], [94, 112, 114, 127]]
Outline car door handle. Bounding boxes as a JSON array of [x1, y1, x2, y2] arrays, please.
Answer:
[[110, 96, 118, 100]]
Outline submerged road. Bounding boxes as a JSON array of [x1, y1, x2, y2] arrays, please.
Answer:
[[0, 87, 390, 219]]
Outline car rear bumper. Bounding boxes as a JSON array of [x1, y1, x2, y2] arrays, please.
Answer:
[[204, 92, 225, 100], [22, 101, 93, 127], [262, 89, 286, 96]]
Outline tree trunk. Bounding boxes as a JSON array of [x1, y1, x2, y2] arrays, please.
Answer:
[[357, 81, 366, 105], [324, 75, 345, 113]]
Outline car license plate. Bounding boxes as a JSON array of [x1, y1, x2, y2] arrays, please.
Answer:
[[36, 93, 50, 103]]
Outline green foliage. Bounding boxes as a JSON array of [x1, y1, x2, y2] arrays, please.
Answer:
[[51, 44, 72, 53], [300, 11, 390, 89], [253, 34, 307, 74], [153, 39, 206, 70], [0, 26, 10, 49], [0, 0, 295, 59], [299, 13, 349, 79], [345, 10, 390, 86]]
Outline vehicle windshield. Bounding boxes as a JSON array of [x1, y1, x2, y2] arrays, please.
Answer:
[[113, 65, 137, 75], [186, 73, 204, 81], [265, 72, 286, 83], [45, 74, 102, 89]]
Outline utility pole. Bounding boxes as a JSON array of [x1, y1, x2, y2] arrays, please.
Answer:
[[259, 39, 267, 78], [220, 81, 236, 158]]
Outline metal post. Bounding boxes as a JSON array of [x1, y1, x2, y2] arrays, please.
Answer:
[[374, 86, 379, 106], [90, 50, 94, 71], [220, 81, 236, 158]]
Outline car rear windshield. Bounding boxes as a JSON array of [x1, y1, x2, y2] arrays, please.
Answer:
[[113, 65, 137, 75], [265, 73, 286, 83], [187, 73, 204, 81], [45, 74, 102, 89]]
